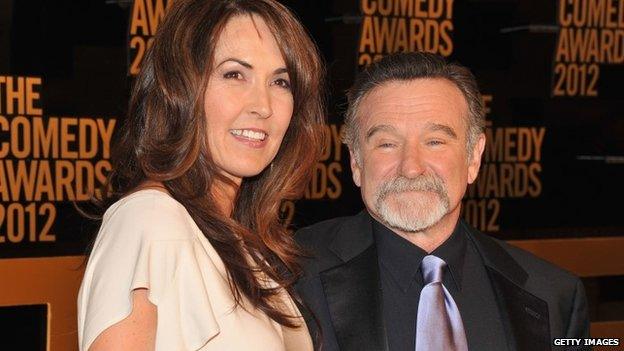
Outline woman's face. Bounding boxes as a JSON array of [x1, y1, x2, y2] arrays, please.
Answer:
[[204, 14, 293, 185]]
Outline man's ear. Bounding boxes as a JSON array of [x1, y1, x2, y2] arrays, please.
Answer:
[[350, 148, 362, 187], [467, 133, 486, 184]]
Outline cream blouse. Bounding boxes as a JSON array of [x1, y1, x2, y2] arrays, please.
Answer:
[[77, 189, 313, 351]]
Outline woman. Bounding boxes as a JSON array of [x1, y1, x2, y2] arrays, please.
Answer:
[[77, 0, 325, 350]]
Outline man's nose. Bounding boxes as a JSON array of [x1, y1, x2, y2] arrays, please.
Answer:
[[248, 83, 273, 119], [399, 145, 426, 178]]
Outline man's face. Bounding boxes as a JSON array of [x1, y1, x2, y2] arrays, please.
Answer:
[[350, 78, 485, 233]]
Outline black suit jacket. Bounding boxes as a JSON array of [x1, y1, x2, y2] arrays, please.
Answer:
[[295, 211, 590, 351]]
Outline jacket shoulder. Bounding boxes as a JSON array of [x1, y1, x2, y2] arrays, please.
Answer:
[[477, 232, 589, 337], [294, 215, 361, 274], [497, 236, 578, 283], [295, 216, 352, 248], [468, 226, 580, 292]]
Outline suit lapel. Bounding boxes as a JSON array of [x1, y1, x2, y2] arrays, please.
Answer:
[[319, 212, 388, 351], [486, 267, 551, 351], [463, 222, 551, 351]]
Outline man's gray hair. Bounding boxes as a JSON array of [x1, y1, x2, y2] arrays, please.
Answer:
[[344, 52, 485, 161]]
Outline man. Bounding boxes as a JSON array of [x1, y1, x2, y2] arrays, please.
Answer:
[[295, 52, 590, 351]]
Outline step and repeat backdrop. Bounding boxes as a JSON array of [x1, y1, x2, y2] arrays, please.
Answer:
[[1, 0, 623, 349]]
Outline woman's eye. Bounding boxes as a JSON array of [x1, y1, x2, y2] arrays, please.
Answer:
[[223, 71, 243, 80], [378, 143, 395, 149], [273, 78, 291, 90]]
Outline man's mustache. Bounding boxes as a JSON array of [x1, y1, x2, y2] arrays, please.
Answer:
[[377, 174, 447, 197]]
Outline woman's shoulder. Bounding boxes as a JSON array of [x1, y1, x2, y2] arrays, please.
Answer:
[[79, 190, 221, 351], [105, 188, 183, 214], [98, 189, 199, 244]]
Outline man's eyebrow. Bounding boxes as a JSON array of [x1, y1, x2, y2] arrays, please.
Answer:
[[365, 124, 397, 142], [426, 122, 458, 139], [216, 58, 288, 75]]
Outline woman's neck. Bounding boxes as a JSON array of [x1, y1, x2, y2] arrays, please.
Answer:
[[212, 180, 239, 217], [137, 179, 238, 216], [135, 180, 169, 194]]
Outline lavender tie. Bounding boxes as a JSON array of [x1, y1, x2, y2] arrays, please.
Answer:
[[415, 255, 468, 351]]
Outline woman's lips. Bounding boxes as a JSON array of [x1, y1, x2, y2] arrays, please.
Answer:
[[229, 128, 269, 148]]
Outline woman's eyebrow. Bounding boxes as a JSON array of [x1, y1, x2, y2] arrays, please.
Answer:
[[216, 58, 288, 75], [216, 57, 252, 69]]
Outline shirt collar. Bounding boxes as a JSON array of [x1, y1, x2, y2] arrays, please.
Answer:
[[430, 220, 466, 292], [372, 216, 467, 293]]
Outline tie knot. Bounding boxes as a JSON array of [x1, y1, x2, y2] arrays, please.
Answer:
[[420, 255, 446, 284]]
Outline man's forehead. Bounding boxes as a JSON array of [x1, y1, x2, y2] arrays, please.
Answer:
[[357, 78, 469, 128], [365, 121, 458, 141], [362, 78, 463, 104]]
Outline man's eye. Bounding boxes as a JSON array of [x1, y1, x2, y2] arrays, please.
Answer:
[[427, 140, 445, 146], [273, 78, 291, 90], [223, 71, 243, 79], [378, 143, 396, 148]]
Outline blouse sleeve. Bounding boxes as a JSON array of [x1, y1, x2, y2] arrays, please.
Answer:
[[79, 197, 220, 351]]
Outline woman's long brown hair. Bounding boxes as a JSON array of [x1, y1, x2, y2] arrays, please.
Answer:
[[97, 0, 325, 327]]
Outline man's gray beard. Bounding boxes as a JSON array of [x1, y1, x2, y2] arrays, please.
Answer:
[[373, 174, 450, 233]]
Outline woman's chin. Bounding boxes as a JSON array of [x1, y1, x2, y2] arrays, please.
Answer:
[[220, 164, 271, 182]]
